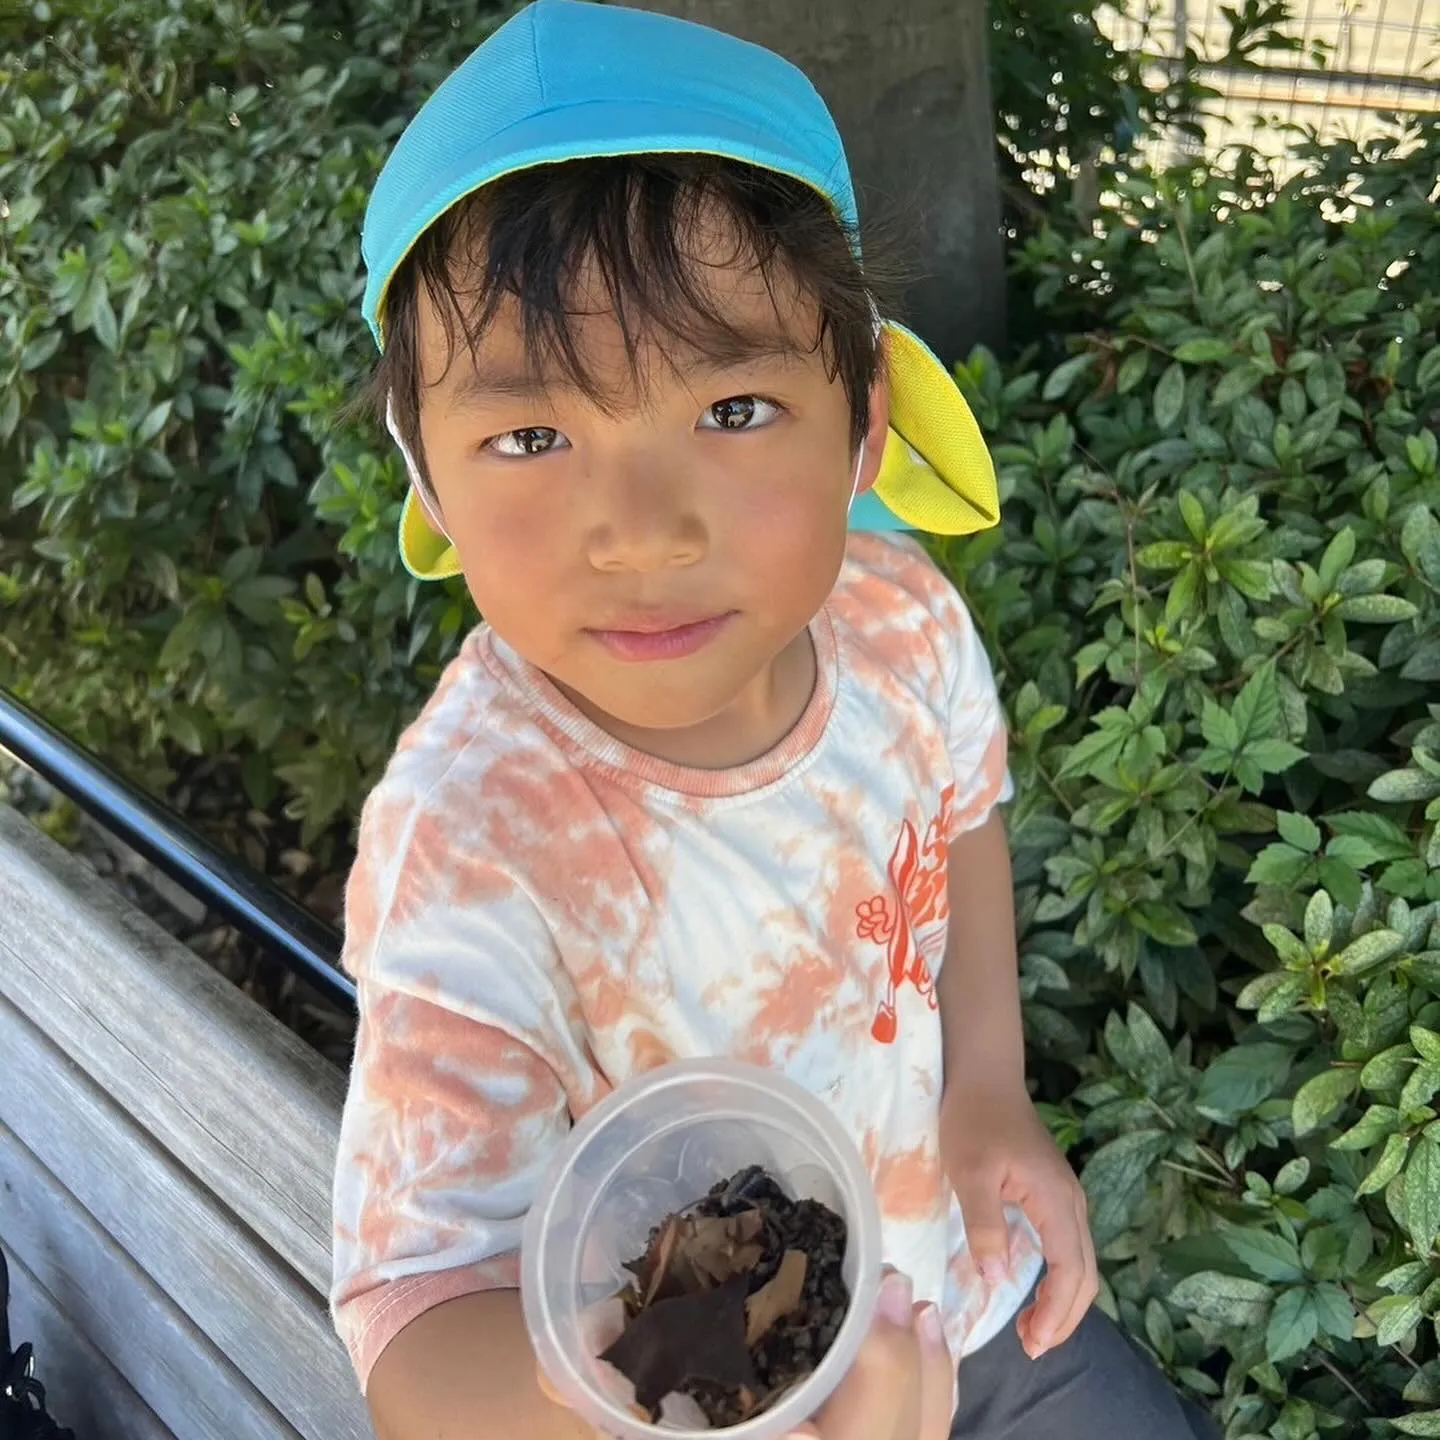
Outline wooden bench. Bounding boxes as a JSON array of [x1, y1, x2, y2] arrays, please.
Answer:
[[0, 803, 373, 1439]]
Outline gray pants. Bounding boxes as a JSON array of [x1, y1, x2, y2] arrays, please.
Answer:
[[950, 1298, 1220, 1439]]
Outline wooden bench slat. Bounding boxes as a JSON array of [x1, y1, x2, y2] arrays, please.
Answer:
[[0, 1118, 290, 1440], [4, 1244, 175, 1440], [0, 804, 343, 1294], [0, 992, 372, 1440]]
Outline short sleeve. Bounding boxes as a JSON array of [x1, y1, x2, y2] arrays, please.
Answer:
[[330, 782, 604, 1392], [941, 592, 1012, 840]]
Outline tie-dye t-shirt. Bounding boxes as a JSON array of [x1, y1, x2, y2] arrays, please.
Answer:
[[331, 531, 1044, 1390]]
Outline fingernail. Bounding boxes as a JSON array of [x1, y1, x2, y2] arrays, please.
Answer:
[[917, 1302, 947, 1351], [877, 1270, 914, 1325], [978, 1257, 1008, 1288]]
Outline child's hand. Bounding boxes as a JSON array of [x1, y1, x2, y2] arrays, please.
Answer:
[[940, 1077, 1098, 1359], [540, 1269, 952, 1440], [786, 1268, 953, 1440]]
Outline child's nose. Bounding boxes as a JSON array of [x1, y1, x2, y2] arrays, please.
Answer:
[[584, 460, 706, 573]]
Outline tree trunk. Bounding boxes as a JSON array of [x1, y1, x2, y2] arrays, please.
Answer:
[[633, 0, 1006, 360]]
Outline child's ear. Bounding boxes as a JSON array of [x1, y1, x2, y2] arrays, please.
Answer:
[[856, 338, 891, 497]]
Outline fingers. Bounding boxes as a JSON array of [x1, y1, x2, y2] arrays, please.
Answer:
[[951, 1167, 1012, 1293], [913, 1300, 957, 1440], [799, 1268, 953, 1440], [1017, 1187, 1098, 1358]]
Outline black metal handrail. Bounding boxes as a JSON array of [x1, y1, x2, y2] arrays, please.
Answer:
[[0, 689, 355, 1009]]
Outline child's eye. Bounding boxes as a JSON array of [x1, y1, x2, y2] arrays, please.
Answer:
[[698, 396, 782, 432], [486, 426, 570, 458]]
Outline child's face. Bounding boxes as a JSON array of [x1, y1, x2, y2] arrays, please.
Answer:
[[413, 243, 887, 746]]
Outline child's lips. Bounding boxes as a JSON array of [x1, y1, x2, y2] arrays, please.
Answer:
[[586, 612, 736, 662]]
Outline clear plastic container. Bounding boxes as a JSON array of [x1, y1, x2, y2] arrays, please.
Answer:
[[521, 1058, 883, 1440]]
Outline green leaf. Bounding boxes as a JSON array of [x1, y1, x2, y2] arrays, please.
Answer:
[[1200, 697, 1237, 750], [1178, 490, 1207, 544], [1137, 541, 1192, 570], [1333, 594, 1420, 623], [1326, 810, 1413, 856], [1218, 1225, 1304, 1283], [1244, 739, 1307, 774], [1056, 718, 1130, 780], [1154, 362, 1187, 430], [1168, 1271, 1272, 1327], [1216, 558, 1273, 601], [1144, 1297, 1174, 1362], [1130, 902, 1197, 947], [1174, 338, 1235, 364], [1212, 364, 1263, 406], [1247, 843, 1314, 888], [1317, 529, 1356, 592], [1304, 890, 1334, 951], [1373, 1293, 1425, 1348], [1327, 835, 1390, 870], [1274, 1156, 1309, 1195], [1396, 1416, 1440, 1438], [1291, 1067, 1356, 1137], [1276, 812, 1321, 852], [1369, 769, 1440, 803], [1042, 352, 1096, 401], [1330, 928, 1406, 977], [1357, 1132, 1411, 1196], [1262, 922, 1310, 968], [1331, 1105, 1401, 1150], [1413, 1027, 1440, 1064], [1309, 1282, 1353, 1341], [1401, 641, 1440, 683], [92, 293, 119, 352], [1116, 349, 1150, 394], [1401, 1061, 1440, 1113], [1081, 1130, 1171, 1246], [1361, 1044, 1416, 1092], [1196, 1042, 1294, 1118], [1406, 1137, 1440, 1255], [1265, 1287, 1317, 1362], [1337, 558, 1387, 595], [1231, 664, 1282, 745], [1237, 972, 1307, 1022]]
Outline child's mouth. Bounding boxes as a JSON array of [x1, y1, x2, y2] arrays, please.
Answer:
[[586, 612, 736, 662]]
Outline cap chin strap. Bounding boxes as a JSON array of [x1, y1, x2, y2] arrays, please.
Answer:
[[385, 392, 450, 537], [847, 444, 865, 515], [847, 296, 884, 516]]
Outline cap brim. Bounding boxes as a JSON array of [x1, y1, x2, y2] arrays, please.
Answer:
[[400, 487, 462, 581], [395, 318, 999, 581], [867, 322, 999, 536], [364, 101, 853, 346]]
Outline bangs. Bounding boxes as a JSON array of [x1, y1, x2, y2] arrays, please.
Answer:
[[365, 155, 889, 473]]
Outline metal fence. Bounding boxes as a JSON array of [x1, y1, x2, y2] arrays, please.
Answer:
[[1098, 0, 1440, 170]]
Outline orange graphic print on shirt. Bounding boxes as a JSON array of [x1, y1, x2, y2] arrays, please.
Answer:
[[859, 783, 954, 1043]]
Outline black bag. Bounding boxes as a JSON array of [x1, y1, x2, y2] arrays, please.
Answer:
[[0, 1248, 75, 1440]]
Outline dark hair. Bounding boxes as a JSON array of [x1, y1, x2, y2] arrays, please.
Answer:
[[360, 154, 893, 499]]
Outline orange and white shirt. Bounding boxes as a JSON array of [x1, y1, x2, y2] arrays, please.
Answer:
[[330, 532, 1043, 1390]]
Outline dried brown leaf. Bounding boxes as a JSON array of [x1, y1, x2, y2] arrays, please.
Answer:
[[638, 1215, 682, 1307], [745, 1249, 808, 1346], [680, 1210, 765, 1287]]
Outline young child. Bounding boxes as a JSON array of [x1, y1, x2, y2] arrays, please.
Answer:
[[331, 3, 1216, 1436]]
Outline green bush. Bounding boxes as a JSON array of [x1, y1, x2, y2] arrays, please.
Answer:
[[0, 0, 500, 863], [6, 3, 1440, 1434], [943, 117, 1440, 1435]]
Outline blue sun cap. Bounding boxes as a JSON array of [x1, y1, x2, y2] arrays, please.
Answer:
[[361, 0, 856, 344], [361, 0, 1001, 579]]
